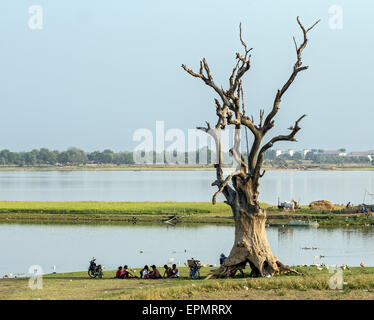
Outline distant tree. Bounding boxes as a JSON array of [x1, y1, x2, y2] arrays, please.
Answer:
[[38, 148, 56, 165], [264, 149, 276, 160], [25, 150, 38, 165], [291, 152, 302, 160], [0, 149, 11, 164], [101, 149, 114, 163], [113, 152, 135, 165], [87, 151, 101, 163], [304, 151, 314, 160], [57, 151, 69, 164], [66, 147, 87, 164]]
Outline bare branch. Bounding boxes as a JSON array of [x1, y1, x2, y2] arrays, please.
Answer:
[[254, 114, 307, 176], [197, 123, 238, 205], [293, 36, 298, 53], [262, 17, 320, 133], [259, 109, 264, 127], [227, 24, 252, 96], [182, 17, 318, 212], [230, 125, 248, 172], [197, 122, 222, 173], [212, 170, 241, 205], [182, 61, 229, 105]]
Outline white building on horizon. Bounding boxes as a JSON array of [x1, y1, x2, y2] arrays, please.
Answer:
[[302, 149, 310, 157]]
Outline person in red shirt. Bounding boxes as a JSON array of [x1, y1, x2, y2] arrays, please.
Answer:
[[115, 266, 122, 278], [120, 265, 130, 279]]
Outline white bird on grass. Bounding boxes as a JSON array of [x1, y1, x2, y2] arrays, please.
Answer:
[[3, 273, 12, 278]]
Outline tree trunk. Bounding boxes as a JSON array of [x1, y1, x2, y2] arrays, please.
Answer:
[[210, 208, 289, 278]]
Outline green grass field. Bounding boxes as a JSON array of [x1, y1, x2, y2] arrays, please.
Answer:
[[0, 201, 232, 215], [0, 201, 372, 227], [1, 266, 374, 300]]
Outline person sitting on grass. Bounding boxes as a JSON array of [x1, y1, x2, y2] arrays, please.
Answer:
[[115, 266, 122, 278], [122, 265, 138, 279], [148, 265, 161, 279], [171, 264, 179, 278], [120, 265, 130, 279], [163, 264, 174, 278], [140, 265, 149, 279]]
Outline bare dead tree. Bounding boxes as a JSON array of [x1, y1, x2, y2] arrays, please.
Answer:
[[182, 17, 320, 278]]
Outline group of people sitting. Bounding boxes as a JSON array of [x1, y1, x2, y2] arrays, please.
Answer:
[[115, 264, 179, 279], [114, 265, 135, 279]]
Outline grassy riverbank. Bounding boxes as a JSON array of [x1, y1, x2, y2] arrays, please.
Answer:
[[0, 201, 371, 227], [1, 266, 374, 300], [0, 201, 372, 227]]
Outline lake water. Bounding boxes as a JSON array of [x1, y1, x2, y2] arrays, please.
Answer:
[[1, 170, 374, 276], [0, 170, 373, 205], [1, 223, 374, 276]]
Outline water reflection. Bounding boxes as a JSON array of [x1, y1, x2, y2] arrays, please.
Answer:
[[0, 223, 373, 276]]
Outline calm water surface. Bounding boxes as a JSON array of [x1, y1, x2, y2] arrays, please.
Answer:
[[1, 170, 374, 276], [1, 223, 374, 276], [0, 170, 373, 204]]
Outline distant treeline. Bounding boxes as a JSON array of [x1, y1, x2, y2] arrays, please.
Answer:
[[0, 148, 134, 166], [0, 148, 372, 166], [0, 148, 216, 166], [264, 149, 373, 165]]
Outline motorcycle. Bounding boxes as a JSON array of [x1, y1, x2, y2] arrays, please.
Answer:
[[88, 258, 103, 279]]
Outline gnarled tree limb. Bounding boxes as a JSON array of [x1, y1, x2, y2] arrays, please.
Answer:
[[182, 17, 318, 211], [262, 17, 320, 134]]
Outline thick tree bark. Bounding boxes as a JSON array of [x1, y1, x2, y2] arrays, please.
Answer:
[[209, 193, 295, 279], [223, 210, 278, 277]]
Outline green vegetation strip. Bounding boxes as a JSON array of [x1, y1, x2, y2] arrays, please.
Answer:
[[0, 201, 232, 215], [1, 267, 373, 300], [0, 201, 372, 227]]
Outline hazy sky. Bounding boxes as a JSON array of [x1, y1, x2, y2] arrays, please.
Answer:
[[0, 0, 372, 152]]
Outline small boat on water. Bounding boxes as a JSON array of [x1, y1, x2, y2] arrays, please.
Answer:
[[289, 220, 319, 227], [162, 215, 183, 224]]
